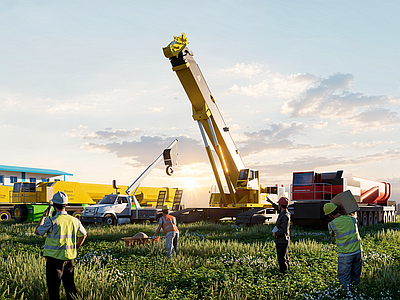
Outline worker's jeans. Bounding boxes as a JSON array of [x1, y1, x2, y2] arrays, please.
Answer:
[[46, 256, 77, 300], [166, 231, 179, 258], [337, 251, 363, 290], [275, 241, 290, 273]]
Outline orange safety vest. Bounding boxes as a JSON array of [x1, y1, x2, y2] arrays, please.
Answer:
[[161, 214, 178, 235]]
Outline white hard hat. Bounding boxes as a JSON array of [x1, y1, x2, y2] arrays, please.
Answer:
[[52, 191, 69, 205]]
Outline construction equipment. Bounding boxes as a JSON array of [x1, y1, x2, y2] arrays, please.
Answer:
[[80, 139, 183, 225], [0, 180, 180, 223], [163, 33, 285, 224], [291, 170, 396, 227]]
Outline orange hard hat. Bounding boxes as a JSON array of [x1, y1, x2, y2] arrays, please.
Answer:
[[278, 197, 289, 206]]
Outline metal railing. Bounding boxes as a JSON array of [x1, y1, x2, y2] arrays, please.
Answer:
[[9, 191, 41, 203]]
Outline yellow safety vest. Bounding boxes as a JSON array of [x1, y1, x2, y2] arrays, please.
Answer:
[[329, 215, 361, 253], [44, 214, 80, 260]]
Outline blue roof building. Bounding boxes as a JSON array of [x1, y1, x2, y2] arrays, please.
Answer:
[[0, 165, 73, 186]]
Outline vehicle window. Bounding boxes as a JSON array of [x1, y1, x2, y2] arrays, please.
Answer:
[[21, 183, 31, 192], [13, 183, 21, 192], [117, 197, 128, 204], [98, 194, 118, 205], [293, 173, 313, 186], [238, 169, 249, 180]]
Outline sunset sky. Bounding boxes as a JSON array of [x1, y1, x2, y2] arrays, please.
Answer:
[[1, 1, 399, 205]]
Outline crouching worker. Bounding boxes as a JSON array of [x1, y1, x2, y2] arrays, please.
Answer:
[[324, 203, 362, 290], [35, 191, 87, 300], [153, 205, 179, 258], [267, 197, 290, 274]]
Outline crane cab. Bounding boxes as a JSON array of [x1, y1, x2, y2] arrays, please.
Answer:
[[236, 169, 259, 190]]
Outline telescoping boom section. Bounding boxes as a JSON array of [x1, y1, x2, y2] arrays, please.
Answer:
[[163, 33, 265, 208]]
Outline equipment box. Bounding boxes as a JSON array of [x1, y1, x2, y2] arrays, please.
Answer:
[[331, 190, 359, 215]]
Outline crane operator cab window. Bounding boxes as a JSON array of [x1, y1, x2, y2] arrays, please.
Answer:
[[236, 169, 259, 190]]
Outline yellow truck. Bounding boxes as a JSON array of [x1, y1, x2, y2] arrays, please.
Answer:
[[0, 181, 180, 222]]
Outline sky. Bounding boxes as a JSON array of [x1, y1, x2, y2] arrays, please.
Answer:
[[1, 0, 399, 206]]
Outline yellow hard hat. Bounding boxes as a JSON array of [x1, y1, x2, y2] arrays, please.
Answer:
[[162, 205, 168, 210], [323, 203, 337, 215]]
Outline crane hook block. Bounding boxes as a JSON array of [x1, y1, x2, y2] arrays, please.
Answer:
[[166, 166, 174, 176], [163, 32, 189, 59]]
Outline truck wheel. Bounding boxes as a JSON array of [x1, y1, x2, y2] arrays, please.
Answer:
[[362, 212, 368, 227], [0, 210, 11, 221], [104, 214, 116, 225], [13, 205, 28, 223], [383, 211, 388, 224], [368, 213, 373, 226], [72, 211, 82, 220], [373, 212, 378, 225]]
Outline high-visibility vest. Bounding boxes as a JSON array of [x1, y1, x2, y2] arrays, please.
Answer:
[[161, 214, 178, 235], [329, 215, 361, 253], [44, 214, 80, 260]]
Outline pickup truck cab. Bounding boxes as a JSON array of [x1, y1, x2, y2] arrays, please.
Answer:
[[81, 193, 158, 225]]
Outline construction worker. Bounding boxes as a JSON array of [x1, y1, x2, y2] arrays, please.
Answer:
[[35, 192, 87, 300], [153, 205, 179, 258], [324, 203, 362, 290], [267, 197, 290, 274]]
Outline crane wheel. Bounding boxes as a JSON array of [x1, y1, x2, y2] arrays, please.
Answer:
[[103, 214, 116, 225], [0, 210, 11, 221]]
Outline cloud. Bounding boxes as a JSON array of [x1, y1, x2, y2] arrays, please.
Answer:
[[253, 149, 400, 177], [148, 107, 164, 113], [66, 127, 143, 141], [81, 135, 207, 167], [280, 73, 400, 130], [0, 96, 22, 110], [221, 63, 317, 98], [220, 63, 265, 78], [237, 122, 307, 155]]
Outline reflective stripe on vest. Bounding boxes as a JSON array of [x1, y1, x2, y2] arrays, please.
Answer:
[[161, 215, 178, 235], [44, 214, 79, 260], [329, 215, 361, 253]]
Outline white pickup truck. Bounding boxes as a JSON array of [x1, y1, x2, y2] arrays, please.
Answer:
[[81, 139, 179, 225], [81, 193, 158, 225]]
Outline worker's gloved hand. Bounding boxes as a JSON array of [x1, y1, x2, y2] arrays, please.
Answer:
[[152, 236, 156, 239]]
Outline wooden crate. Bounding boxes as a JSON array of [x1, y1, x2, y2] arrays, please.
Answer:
[[121, 237, 165, 247]]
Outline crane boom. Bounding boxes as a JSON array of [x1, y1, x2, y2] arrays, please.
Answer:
[[125, 139, 178, 195], [163, 33, 262, 207]]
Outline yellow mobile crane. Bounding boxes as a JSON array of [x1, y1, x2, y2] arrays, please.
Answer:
[[163, 33, 285, 224]]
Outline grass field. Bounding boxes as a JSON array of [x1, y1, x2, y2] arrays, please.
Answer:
[[1, 219, 400, 300]]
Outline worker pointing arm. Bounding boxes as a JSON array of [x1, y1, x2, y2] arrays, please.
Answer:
[[269, 197, 290, 274]]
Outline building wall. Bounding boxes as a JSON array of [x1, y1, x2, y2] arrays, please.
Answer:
[[0, 171, 64, 186]]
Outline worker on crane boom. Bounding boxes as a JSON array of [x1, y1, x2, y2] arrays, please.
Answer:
[[324, 203, 363, 290]]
